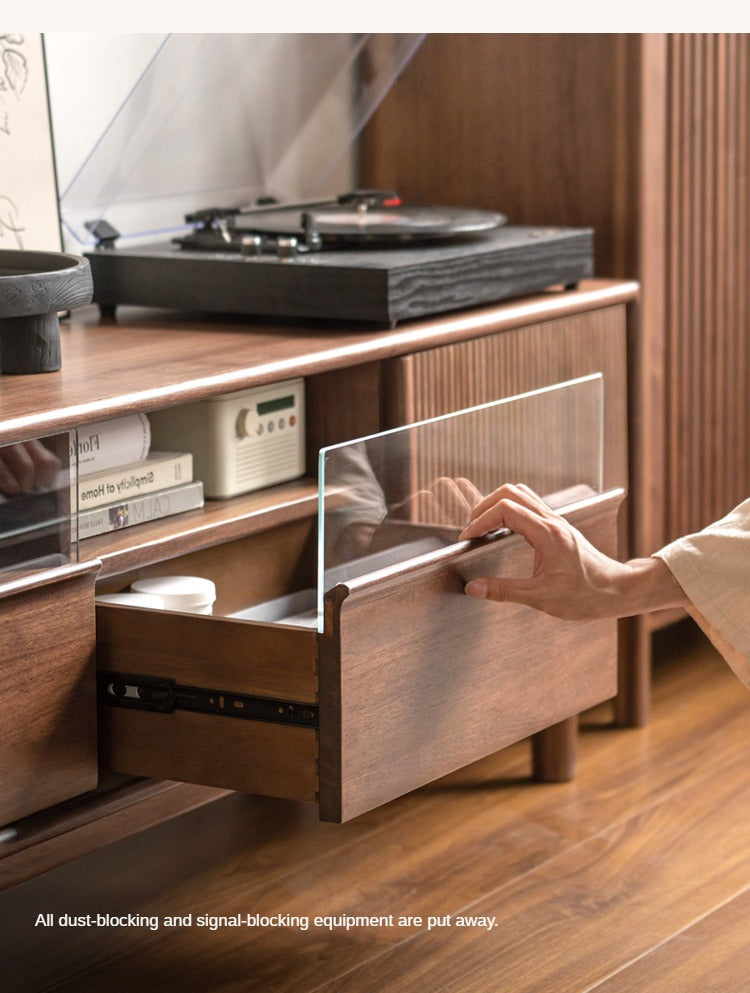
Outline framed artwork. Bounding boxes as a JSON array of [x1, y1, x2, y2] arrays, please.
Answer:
[[0, 33, 62, 252]]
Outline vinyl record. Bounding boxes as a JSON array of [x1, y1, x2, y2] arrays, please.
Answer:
[[232, 204, 506, 242]]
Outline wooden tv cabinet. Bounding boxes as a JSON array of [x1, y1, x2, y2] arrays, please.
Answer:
[[0, 278, 636, 889]]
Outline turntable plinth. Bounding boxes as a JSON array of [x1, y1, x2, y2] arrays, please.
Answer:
[[85, 226, 593, 324]]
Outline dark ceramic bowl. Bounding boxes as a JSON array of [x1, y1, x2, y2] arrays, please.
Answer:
[[0, 250, 93, 374]]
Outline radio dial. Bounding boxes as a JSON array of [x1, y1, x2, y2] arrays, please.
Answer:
[[236, 408, 258, 439]]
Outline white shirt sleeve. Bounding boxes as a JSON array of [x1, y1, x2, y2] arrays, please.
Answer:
[[653, 497, 750, 687]]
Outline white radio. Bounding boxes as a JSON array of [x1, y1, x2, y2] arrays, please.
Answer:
[[148, 379, 305, 499]]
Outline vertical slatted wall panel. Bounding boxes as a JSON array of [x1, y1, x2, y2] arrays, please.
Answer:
[[665, 34, 750, 541]]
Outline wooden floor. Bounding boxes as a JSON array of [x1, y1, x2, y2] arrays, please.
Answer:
[[3, 620, 750, 992]]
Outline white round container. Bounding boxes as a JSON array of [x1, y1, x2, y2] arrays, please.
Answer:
[[96, 592, 166, 609], [129, 575, 217, 614]]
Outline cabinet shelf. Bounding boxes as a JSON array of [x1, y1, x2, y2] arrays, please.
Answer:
[[80, 478, 319, 577]]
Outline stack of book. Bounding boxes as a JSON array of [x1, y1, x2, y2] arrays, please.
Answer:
[[73, 414, 204, 539]]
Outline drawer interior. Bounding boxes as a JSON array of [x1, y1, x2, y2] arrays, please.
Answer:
[[95, 524, 321, 806], [96, 517, 318, 620]]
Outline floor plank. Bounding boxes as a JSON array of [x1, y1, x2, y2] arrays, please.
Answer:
[[297, 752, 750, 993], [589, 886, 750, 993], [2, 622, 749, 992]]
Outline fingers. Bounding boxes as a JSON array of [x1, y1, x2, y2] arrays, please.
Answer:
[[0, 443, 36, 495], [428, 476, 477, 526], [0, 441, 62, 496], [465, 575, 537, 608], [25, 440, 61, 488], [0, 447, 31, 495], [393, 477, 484, 527], [459, 488, 559, 548], [462, 483, 549, 533], [453, 476, 484, 507], [409, 488, 455, 526]]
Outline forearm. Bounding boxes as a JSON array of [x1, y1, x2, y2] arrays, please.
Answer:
[[611, 556, 690, 617]]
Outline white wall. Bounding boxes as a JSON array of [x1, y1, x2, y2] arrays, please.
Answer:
[[45, 34, 165, 196]]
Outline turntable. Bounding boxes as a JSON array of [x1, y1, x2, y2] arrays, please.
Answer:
[[60, 35, 593, 325]]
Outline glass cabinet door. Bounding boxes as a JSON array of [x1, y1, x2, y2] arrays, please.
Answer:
[[0, 430, 78, 577], [318, 373, 603, 630]]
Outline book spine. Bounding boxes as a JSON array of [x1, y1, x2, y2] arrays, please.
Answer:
[[76, 481, 204, 539], [77, 452, 193, 510], [71, 414, 151, 476]]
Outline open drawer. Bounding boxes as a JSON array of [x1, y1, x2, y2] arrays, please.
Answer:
[[96, 375, 623, 822]]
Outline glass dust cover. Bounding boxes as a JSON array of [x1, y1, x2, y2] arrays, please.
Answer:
[[0, 430, 78, 576], [318, 374, 604, 630], [58, 33, 424, 251]]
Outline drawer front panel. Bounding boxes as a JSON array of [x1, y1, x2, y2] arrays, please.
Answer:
[[0, 564, 99, 826], [318, 492, 621, 822]]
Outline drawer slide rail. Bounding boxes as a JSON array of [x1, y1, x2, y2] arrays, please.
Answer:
[[100, 672, 319, 728]]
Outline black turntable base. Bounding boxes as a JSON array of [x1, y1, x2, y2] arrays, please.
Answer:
[[85, 224, 594, 326]]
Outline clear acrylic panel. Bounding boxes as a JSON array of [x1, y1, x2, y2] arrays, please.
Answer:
[[0, 431, 78, 577], [59, 33, 424, 248], [317, 374, 604, 631]]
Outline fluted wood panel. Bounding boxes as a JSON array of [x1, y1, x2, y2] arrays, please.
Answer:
[[384, 377, 603, 511], [664, 34, 750, 541], [383, 308, 628, 502]]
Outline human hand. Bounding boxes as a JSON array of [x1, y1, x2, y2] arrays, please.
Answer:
[[0, 441, 62, 497], [459, 483, 687, 620], [334, 476, 483, 563], [389, 476, 484, 529]]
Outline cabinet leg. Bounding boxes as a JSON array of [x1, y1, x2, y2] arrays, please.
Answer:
[[531, 715, 577, 782], [614, 616, 651, 727]]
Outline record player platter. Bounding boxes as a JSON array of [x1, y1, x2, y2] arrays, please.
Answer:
[[177, 193, 507, 253], [229, 204, 507, 241], [85, 192, 594, 325]]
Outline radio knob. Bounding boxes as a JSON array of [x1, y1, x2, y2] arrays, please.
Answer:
[[236, 408, 256, 439]]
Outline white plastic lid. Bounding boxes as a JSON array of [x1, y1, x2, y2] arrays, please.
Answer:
[[130, 575, 217, 609], [96, 592, 166, 609]]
